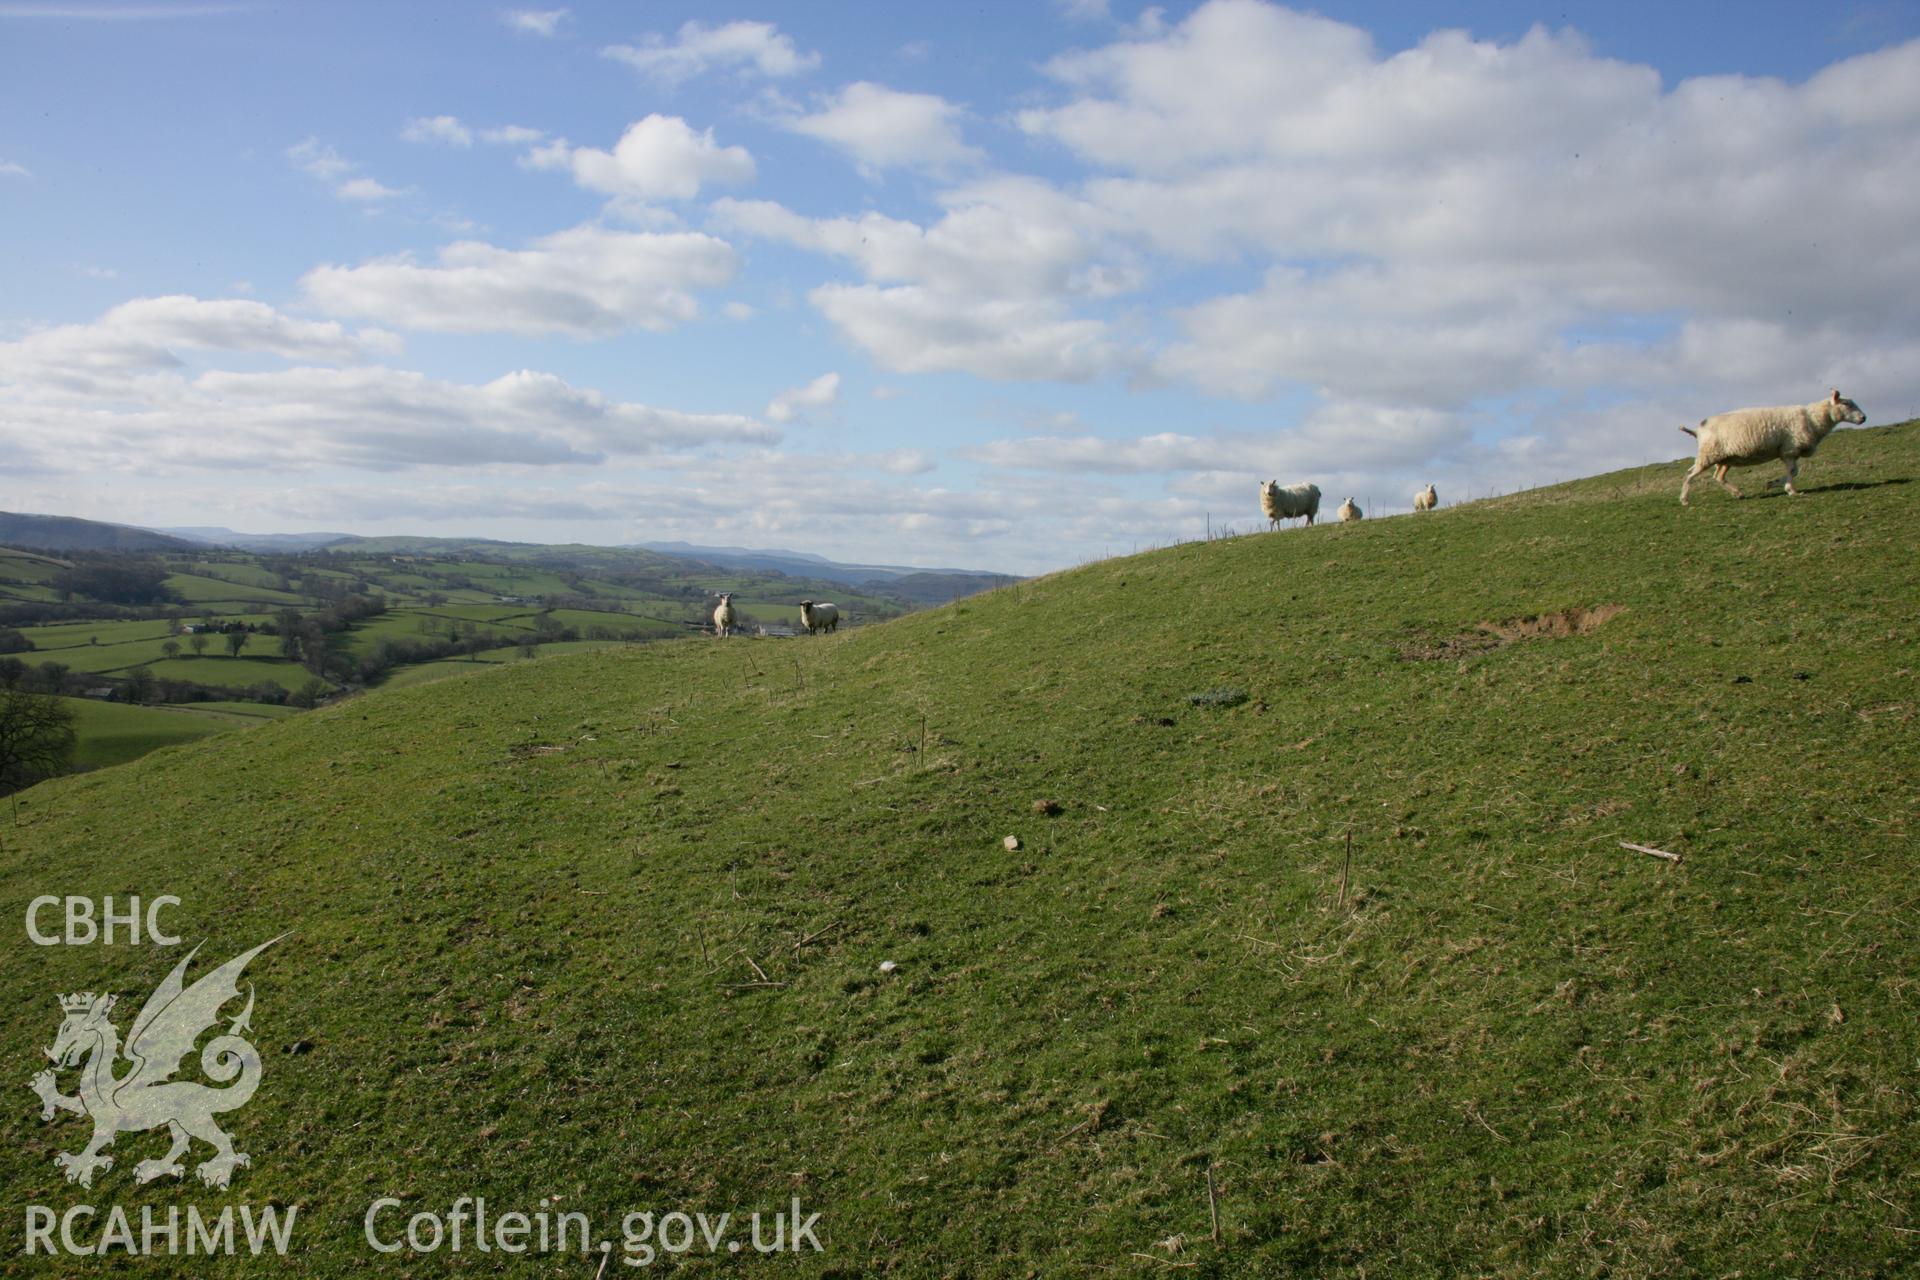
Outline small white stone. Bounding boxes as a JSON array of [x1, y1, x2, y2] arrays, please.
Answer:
[[879, 960, 898, 974]]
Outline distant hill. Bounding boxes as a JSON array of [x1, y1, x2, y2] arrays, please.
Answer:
[[0, 511, 198, 553], [638, 540, 1014, 598], [157, 526, 356, 552], [880, 571, 1015, 605]]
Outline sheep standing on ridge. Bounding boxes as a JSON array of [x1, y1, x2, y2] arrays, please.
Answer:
[[1259, 480, 1322, 529], [1679, 389, 1866, 505], [712, 592, 736, 638], [1414, 483, 1438, 512], [799, 599, 840, 635], [1337, 497, 1363, 523]]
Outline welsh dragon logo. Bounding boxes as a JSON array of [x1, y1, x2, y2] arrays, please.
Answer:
[[30, 937, 281, 1190]]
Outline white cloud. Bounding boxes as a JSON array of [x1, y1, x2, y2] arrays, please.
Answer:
[[503, 7, 565, 37], [766, 371, 840, 423], [287, 136, 404, 203], [525, 115, 754, 201], [401, 115, 473, 147], [335, 176, 403, 202], [0, 158, 29, 178], [0, 295, 398, 394], [995, 0, 1920, 429], [715, 180, 1140, 381], [301, 223, 738, 337], [966, 430, 1238, 474], [1, 348, 774, 477], [603, 19, 819, 85], [1054, 0, 1111, 21], [812, 285, 1122, 382], [286, 137, 349, 181], [778, 82, 982, 175], [479, 124, 545, 146]]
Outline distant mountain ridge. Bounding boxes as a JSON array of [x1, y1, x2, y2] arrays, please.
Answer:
[[0, 511, 199, 553], [1, 512, 1015, 607], [158, 526, 357, 551], [636, 540, 1014, 591]]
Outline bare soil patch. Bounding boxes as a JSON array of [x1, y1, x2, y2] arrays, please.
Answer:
[[1402, 604, 1624, 661]]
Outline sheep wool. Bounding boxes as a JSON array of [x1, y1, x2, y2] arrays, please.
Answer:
[[1414, 483, 1438, 512], [1680, 389, 1866, 505], [712, 593, 736, 638], [1259, 480, 1323, 529], [1337, 497, 1362, 523], [799, 600, 840, 635]]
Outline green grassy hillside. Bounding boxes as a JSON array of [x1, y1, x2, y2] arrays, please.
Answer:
[[3, 424, 1915, 1277]]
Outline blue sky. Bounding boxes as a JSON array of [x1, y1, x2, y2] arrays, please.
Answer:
[[3, 1, 1917, 573]]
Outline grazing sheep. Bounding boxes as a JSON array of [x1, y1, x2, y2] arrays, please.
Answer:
[[711, 592, 736, 638], [1337, 497, 1362, 523], [1414, 483, 1438, 512], [1259, 480, 1322, 529], [1679, 389, 1866, 505], [798, 599, 840, 635]]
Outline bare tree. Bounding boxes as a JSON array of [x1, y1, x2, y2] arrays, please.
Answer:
[[0, 689, 77, 800], [226, 630, 250, 658]]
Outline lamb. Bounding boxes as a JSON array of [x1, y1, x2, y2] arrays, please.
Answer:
[[1337, 497, 1362, 523], [712, 592, 736, 638], [1414, 483, 1437, 512], [1259, 480, 1322, 529], [798, 599, 840, 635], [1679, 389, 1866, 505]]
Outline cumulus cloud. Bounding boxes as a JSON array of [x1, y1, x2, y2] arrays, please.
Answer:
[[714, 177, 1141, 381], [1008, 1, 1920, 419], [0, 295, 398, 394], [287, 136, 404, 203], [0, 299, 774, 483], [604, 19, 819, 85], [0, 355, 774, 477], [777, 82, 982, 175], [335, 176, 403, 202], [811, 285, 1122, 382], [479, 124, 545, 146], [1056, 0, 1111, 20], [0, 158, 30, 178], [401, 115, 473, 146], [286, 136, 349, 181], [503, 7, 565, 37], [300, 223, 738, 337], [766, 371, 840, 423], [525, 115, 755, 201]]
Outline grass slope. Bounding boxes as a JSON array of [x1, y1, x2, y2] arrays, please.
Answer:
[[58, 697, 259, 770], [3, 424, 1916, 1277]]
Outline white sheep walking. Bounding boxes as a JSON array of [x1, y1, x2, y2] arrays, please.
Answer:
[[1679, 389, 1866, 505], [712, 592, 736, 638], [799, 599, 840, 635], [1337, 497, 1362, 523], [1259, 480, 1322, 529], [1414, 483, 1437, 512]]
